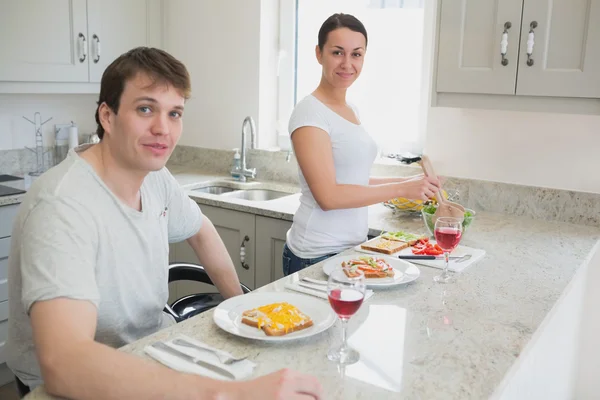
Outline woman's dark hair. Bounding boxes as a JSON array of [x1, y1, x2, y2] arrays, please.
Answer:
[[318, 13, 368, 51]]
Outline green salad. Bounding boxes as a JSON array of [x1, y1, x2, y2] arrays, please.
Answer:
[[422, 203, 474, 230]]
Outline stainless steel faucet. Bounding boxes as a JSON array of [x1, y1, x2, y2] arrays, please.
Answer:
[[232, 116, 257, 182]]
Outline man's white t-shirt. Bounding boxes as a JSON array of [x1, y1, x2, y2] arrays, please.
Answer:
[[287, 95, 378, 259], [6, 145, 203, 389]]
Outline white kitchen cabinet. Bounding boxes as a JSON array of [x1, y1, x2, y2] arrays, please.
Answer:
[[87, 0, 150, 83], [168, 205, 292, 303], [436, 0, 523, 95], [198, 205, 257, 290], [435, 0, 600, 111], [0, 0, 163, 92], [167, 240, 216, 305], [0, 203, 19, 386], [255, 216, 291, 288], [515, 0, 600, 98], [0, 0, 89, 82]]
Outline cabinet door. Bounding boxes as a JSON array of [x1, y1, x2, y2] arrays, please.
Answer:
[[200, 205, 256, 289], [87, 0, 151, 83], [436, 0, 524, 94], [255, 216, 292, 288], [167, 241, 219, 305], [516, 0, 600, 98], [0, 0, 89, 82]]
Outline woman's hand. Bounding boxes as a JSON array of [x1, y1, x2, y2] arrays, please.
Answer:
[[395, 175, 441, 201]]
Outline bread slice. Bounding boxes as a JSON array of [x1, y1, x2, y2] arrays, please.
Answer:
[[241, 302, 313, 336], [360, 237, 409, 255]]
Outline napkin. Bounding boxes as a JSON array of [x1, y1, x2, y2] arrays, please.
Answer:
[[144, 334, 256, 381], [284, 281, 374, 301]]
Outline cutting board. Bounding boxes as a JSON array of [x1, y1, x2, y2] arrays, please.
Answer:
[[353, 240, 486, 273]]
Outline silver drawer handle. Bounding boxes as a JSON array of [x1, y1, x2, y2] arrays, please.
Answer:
[[78, 33, 87, 63], [526, 21, 538, 66], [92, 34, 101, 63], [500, 21, 511, 66], [240, 235, 250, 270]]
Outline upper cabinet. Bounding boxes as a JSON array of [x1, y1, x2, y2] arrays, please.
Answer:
[[87, 0, 150, 83], [436, 0, 524, 95], [435, 0, 600, 112], [516, 0, 600, 98], [0, 0, 89, 82], [0, 0, 163, 92]]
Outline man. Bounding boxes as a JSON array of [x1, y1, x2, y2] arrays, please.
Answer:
[[6, 47, 321, 399]]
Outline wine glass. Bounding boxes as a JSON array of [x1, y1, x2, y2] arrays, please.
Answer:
[[327, 267, 366, 365], [433, 217, 463, 283]]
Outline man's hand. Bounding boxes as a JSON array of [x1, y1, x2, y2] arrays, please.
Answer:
[[229, 369, 322, 400]]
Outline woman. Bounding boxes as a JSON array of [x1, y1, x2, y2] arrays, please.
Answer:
[[283, 13, 440, 276]]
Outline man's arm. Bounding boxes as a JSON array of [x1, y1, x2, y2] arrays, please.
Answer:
[[186, 214, 243, 298], [31, 298, 223, 400], [31, 298, 322, 400]]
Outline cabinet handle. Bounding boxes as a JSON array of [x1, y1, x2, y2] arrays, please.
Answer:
[[92, 34, 101, 63], [78, 33, 87, 63], [526, 21, 538, 66], [500, 21, 511, 66], [240, 235, 250, 270]]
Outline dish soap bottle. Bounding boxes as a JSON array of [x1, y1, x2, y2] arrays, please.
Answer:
[[231, 148, 242, 180]]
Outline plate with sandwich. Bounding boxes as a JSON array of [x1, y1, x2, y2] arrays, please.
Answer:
[[355, 231, 428, 256], [322, 253, 420, 288], [213, 292, 336, 342]]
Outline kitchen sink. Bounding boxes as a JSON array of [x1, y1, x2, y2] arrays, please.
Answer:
[[220, 189, 292, 201], [190, 186, 237, 195]]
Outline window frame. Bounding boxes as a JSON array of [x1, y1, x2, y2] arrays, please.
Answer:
[[276, 0, 433, 156]]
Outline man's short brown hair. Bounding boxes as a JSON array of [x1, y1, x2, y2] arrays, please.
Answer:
[[94, 47, 191, 139]]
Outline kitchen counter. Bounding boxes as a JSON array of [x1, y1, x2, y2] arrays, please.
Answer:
[[24, 165, 600, 398]]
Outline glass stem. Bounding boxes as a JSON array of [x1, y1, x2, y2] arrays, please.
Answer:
[[443, 251, 450, 277], [340, 318, 349, 352]]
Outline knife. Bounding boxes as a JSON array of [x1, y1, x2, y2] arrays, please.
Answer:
[[398, 255, 468, 260], [151, 341, 236, 380]]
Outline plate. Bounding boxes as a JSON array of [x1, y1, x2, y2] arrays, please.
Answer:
[[322, 253, 420, 288], [213, 291, 337, 342]]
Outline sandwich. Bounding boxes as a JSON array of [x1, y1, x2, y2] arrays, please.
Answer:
[[241, 302, 313, 336], [360, 237, 409, 254], [381, 230, 428, 246], [342, 256, 395, 278]]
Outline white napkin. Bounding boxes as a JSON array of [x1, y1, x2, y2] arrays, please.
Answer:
[[144, 334, 256, 381], [284, 281, 374, 301]]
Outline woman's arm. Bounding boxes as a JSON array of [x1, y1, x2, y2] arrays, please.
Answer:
[[369, 175, 423, 185], [292, 127, 440, 211]]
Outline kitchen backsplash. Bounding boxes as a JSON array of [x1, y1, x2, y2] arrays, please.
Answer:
[[0, 146, 68, 175], [168, 145, 600, 228]]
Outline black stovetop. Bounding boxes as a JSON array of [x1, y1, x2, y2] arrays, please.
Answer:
[[0, 184, 25, 197], [0, 174, 22, 183]]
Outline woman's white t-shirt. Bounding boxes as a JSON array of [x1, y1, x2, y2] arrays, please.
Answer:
[[286, 94, 378, 259]]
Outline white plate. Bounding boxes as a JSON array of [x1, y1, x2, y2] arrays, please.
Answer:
[[213, 291, 337, 342], [322, 253, 420, 288]]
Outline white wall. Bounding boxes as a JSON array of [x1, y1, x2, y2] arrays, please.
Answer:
[[163, 0, 262, 150], [0, 94, 97, 150], [424, 108, 600, 194]]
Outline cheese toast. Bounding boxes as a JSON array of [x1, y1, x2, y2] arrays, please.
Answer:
[[342, 256, 395, 278], [241, 302, 313, 336], [360, 237, 409, 254]]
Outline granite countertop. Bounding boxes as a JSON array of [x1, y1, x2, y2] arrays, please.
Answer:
[[24, 167, 600, 399]]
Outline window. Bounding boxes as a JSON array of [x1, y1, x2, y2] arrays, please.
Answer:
[[278, 0, 427, 155]]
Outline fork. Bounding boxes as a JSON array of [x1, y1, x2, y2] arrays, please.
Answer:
[[172, 338, 248, 365]]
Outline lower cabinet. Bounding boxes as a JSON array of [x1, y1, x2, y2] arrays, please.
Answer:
[[168, 203, 292, 303]]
